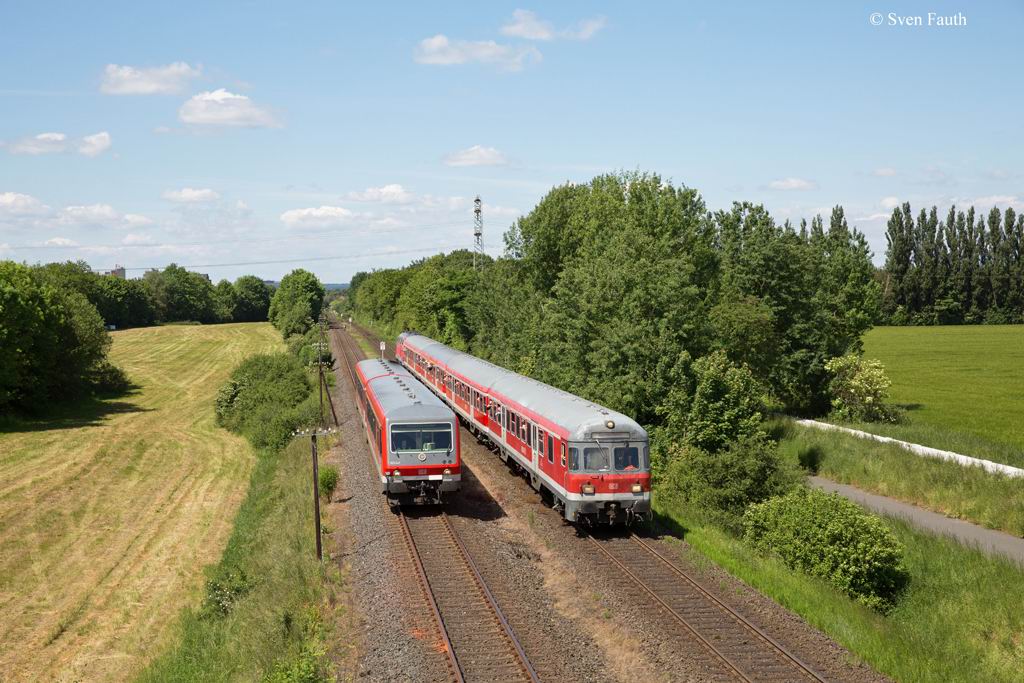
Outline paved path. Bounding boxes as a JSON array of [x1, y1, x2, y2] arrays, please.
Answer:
[[809, 476, 1024, 566]]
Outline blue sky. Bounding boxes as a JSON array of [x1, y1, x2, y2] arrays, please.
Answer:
[[1, 1, 1021, 282]]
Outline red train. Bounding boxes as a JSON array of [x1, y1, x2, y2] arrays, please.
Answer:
[[353, 357, 461, 506], [396, 333, 651, 525]]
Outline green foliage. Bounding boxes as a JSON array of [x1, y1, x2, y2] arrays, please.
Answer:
[[0, 261, 120, 412], [352, 172, 878, 419], [200, 566, 252, 619], [143, 263, 218, 323], [825, 354, 899, 423], [234, 275, 272, 322], [661, 433, 792, 531], [270, 269, 325, 337], [743, 487, 909, 611], [215, 353, 312, 449], [882, 203, 1024, 325], [317, 465, 338, 499], [95, 275, 155, 328], [214, 279, 240, 323]]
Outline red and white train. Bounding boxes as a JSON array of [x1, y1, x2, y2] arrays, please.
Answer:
[[396, 333, 651, 525], [353, 357, 461, 506]]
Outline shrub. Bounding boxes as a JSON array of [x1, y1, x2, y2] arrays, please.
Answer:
[[825, 353, 899, 423], [215, 353, 311, 436], [661, 432, 792, 531], [200, 565, 252, 619], [318, 464, 338, 499], [743, 487, 909, 610]]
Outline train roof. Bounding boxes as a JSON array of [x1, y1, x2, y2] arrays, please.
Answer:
[[356, 358, 455, 423], [398, 333, 647, 441]]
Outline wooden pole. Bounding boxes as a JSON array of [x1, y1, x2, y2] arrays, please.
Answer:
[[311, 434, 323, 561]]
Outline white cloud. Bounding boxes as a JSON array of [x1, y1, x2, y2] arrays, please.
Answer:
[[501, 10, 606, 41], [973, 195, 1022, 210], [44, 236, 78, 247], [124, 213, 154, 227], [8, 131, 112, 157], [122, 233, 157, 245], [178, 89, 279, 128], [501, 10, 555, 40], [9, 132, 67, 155], [854, 213, 891, 222], [0, 191, 50, 215], [880, 196, 900, 209], [280, 206, 354, 228], [414, 35, 541, 71], [873, 167, 897, 177], [565, 16, 607, 40], [163, 187, 221, 203], [58, 204, 121, 224], [78, 131, 112, 157], [444, 145, 508, 167], [101, 62, 202, 95], [767, 177, 817, 191], [345, 184, 414, 203]]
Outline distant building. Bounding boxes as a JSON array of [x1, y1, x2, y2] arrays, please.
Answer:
[[101, 265, 126, 279]]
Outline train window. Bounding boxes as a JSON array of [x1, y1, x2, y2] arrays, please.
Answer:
[[614, 446, 640, 471], [391, 423, 453, 452], [560, 443, 567, 467], [548, 435, 554, 464], [583, 447, 611, 472], [569, 447, 579, 470]]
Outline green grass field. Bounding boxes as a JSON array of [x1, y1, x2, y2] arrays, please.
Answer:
[[857, 325, 1024, 467], [0, 323, 281, 682]]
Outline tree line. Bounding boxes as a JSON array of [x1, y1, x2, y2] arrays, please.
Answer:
[[0, 259, 274, 414], [882, 204, 1023, 324], [350, 172, 879, 423]]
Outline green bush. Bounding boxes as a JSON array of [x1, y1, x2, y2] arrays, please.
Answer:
[[216, 353, 311, 434], [825, 353, 900, 423], [318, 465, 338, 499], [661, 433, 792, 531], [200, 565, 252, 619], [743, 487, 909, 610]]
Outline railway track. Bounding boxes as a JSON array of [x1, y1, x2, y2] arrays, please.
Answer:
[[333, 322, 538, 683], [586, 532, 827, 683]]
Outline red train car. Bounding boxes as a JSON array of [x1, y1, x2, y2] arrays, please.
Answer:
[[396, 333, 651, 524], [353, 357, 461, 506]]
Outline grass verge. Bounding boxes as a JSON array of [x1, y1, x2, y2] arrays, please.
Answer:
[[655, 498, 1024, 683], [773, 419, 1024, 537], [859, 325, 1024, 467]]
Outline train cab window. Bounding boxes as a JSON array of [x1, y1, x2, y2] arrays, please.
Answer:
[[569, 447, 579, 470], [548, 435, 554, 464], [391, 423, 453, 452], [583, 447, 611, 472], [614, 446, 641, 471]]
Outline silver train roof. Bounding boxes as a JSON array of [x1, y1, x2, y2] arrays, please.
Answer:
[[398, 333, 647, 441], [356, 358, 455, 423]]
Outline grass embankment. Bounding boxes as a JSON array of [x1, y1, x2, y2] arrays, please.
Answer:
[[774, 419, 1024, 537], [0, 323, 280, 682], [856, 325, 1024, 467], [656, 500, 1024, 683], [140, 350, 343, 681]]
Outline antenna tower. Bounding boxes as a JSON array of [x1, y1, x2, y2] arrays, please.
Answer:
[[473, 196, 484, 269]]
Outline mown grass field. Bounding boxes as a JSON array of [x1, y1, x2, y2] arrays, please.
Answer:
[[858, 325, 1024, 467], [0, 322, 281, 682]]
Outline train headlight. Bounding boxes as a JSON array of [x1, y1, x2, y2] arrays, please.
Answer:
[[631, 483, 642, 494], [582, 483, 595, 494], [443, 468, 451, 475], [392, 470, 400, 477]]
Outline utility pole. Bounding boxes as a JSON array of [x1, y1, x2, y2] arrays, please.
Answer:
[[473, 195, 484, 270]]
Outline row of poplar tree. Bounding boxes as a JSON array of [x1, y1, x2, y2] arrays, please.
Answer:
[[882, 204, 1024, 324]]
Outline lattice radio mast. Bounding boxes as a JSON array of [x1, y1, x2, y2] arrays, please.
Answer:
[[473, 195, 484, 270]]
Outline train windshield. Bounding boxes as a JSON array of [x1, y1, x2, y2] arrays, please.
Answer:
[[569, 442, 649, 472], [391, 423, 453, 452]]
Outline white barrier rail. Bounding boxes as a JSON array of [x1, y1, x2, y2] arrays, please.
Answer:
[[794, 419, 1024, 480]]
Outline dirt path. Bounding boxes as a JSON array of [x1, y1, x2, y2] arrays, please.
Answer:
[[0, 323, 281, 682], [810, 476, 1024, 565]]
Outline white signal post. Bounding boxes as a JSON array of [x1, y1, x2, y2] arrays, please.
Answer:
[[380, 340, 386, 359]]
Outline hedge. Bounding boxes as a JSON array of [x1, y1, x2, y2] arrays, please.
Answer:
[[743, 487, 908, 610]]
